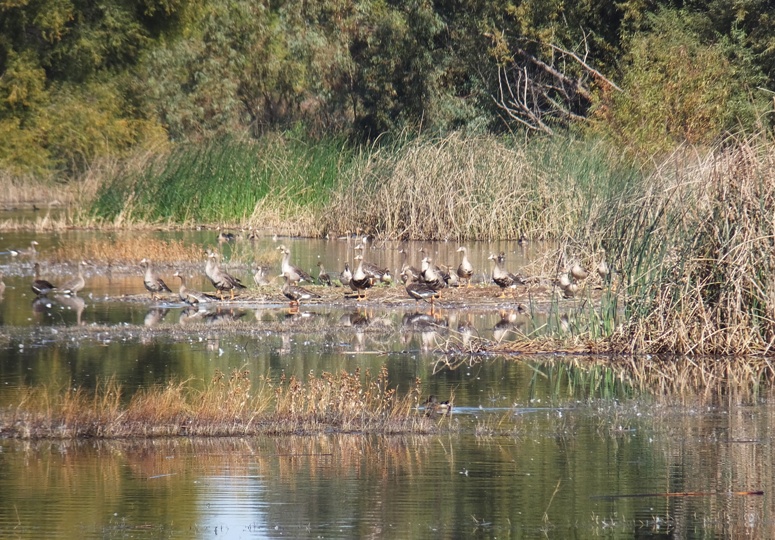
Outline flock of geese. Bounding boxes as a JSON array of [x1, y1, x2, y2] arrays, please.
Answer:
[[18, 237, 610, 312]]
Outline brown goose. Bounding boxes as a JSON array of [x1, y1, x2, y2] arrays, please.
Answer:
[[278, 245, 312, 284], [173, 271, 219, 305], [140, 258, 171, 299], [456, 246, 474, 287], [316, 262, 332, 286], [207, 252, 246, 300], [60, 261, 86, 296], [488, 253, 523, 296], [440, 264, 459, 287], [12, 240, 39, 257], [281, 272, 321, 308], [596, 251, 610, 283], [404, 269, 440, 307], [570, 262, 588, 281], [32, 262, 57, 296], [350, 255, 373, 299]]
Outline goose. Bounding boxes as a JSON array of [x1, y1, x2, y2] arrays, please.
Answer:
[[404, 269, 440, 307], [456, 246, 474, 287], [354, 244, 392, 283], [420, 257, 445, 292], [399, 248, 420, 284], [278, 245, 312, 284], [317, 261, 332, 286], [60, 261, 86, 296], [424, 395, 452, 417], [253, 264, 271, 286], [596, 253, 610, 282], [281, 272, 321, 308], [350, 255, 373, 299], [140, 258, 171, 299], [488, 253, 523, 296], [207, 251, 246, 300], [11, 240, 39, 257], [173, 271, 219, 305], [570, 262, 588, 281], [32, 262, 56, 296], [340, 262, 352, 287]]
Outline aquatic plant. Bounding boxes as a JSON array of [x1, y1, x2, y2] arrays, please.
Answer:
[[0, 368, 432, 439]]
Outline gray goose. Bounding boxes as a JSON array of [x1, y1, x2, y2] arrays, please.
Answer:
[[253, 264, 271, 286], [60, 261, 86, 296], [140, 258, 171, 299], [207, 252, 246, 300], [456, 246, 474, 287], [173, 271, 219, 305], [32, 262, 57, 296], [354, 244, 392, 283], [281, 272, 321, 308], [399, 248, 420, 284], [420, 257, 445, 292], [340, 262, 352, 287], [488, 252, 523, 296], [278, 245, 312, 284]]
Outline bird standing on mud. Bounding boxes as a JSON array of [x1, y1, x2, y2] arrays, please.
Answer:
[[281, 271, 321, 309], [488, 252, 523, 296], [140, 258, 171, 299], [456, 246, 474, 287], [278, 245, 312, 284], [206, 251, 246, 300]]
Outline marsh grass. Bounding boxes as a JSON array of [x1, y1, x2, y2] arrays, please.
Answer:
[[48, 235, 204, 263], [594, 133, 775, 355], [89, 136, 347, 232], [0, 367, 432, 439], [323, 133, 636, 241]]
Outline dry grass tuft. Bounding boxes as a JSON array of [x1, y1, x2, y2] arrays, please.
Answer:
[[0, 368, 434, 439], [48, 235, 204, 263]]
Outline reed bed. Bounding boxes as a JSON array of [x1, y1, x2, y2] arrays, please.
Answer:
[[0, 367, 433, 439], [591, 133, 775, 355], [47, 235, 204, 263], [323, 132, 635, 241]]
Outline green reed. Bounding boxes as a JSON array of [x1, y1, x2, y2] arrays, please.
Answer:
[[90, 135, 350, 226]]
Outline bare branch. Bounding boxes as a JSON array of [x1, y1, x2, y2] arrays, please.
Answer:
[[547, 42, 622, 92]]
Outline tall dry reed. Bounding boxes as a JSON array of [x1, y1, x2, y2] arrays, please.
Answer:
[[595, 133, 775, 355], [323, 132, 633, 241]]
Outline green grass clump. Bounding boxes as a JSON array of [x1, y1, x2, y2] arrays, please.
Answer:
[[90, 135, 351, 229]]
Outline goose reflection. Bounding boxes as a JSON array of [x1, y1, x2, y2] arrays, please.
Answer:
[[144, 307, 170, 327], [54, 294, 86, 326]]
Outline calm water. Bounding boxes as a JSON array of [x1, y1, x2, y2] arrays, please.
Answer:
[[0, 230, 773, 538]]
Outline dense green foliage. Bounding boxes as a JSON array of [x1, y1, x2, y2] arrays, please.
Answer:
[[91, 135, 348, 223], [1, 0, 773, 176]]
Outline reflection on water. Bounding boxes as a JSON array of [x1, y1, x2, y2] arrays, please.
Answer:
[[0, 231, 771, 538], [0, 407, 772, 539]]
